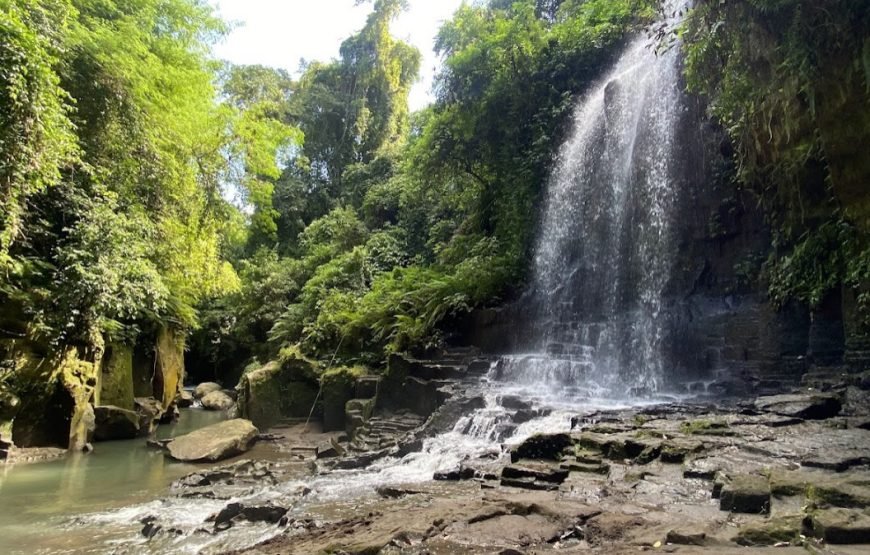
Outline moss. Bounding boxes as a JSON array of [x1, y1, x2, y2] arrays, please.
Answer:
[[99, 343, 134, 409], [734, 515, 802, 546], [237, 360, 320, 429], [278, 345, 321, 382], [155, 327, 184, 410]]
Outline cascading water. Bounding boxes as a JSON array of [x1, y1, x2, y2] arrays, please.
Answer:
[[499, 3, 688, 400]]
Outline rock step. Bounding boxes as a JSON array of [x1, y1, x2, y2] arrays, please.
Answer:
[[560, 461, 610, 475], [808, 508, 870, 544], [501, 463, 569, 484], [499, 476, 561, 491]]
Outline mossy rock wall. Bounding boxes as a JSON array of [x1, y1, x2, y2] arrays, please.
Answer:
[[100, 343, 134, 410], [11, 348, 97, 449], [154, 327, 185, 410]]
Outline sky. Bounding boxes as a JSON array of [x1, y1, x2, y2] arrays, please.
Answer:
[[209, 0, 466, 111]]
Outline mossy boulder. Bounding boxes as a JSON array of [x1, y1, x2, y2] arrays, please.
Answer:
[[321, 366, 367, 432], [12, 349, 98, 450], [236, 357, 320, 430]]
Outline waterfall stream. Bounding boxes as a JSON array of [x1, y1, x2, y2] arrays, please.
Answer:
[[500, 3, 687, 399]]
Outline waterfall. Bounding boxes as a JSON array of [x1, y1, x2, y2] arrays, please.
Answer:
[[501, 5, 687, 400]]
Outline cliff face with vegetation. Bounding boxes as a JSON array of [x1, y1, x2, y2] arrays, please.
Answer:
[[1, 0, 868, 450]]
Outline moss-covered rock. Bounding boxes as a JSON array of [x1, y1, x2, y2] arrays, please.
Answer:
[[719, 474, 771, 514], [154, 327, 184, 410], [734, 515, 802, 546], [321, 366, 366, 432], [99, 343, 134, 410], [236, 358, 320, 429], [93, 405, 140, 441], [806, 508, 870, 544]]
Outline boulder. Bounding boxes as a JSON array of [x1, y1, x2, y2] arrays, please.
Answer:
[[754, 393, 842, 420], [719, 474, 771, 514], [236, 359, 320, 429], [201, 391, 235, 411], [134, 397, 164, 435], [175, 389, 194, 408], [165, 419, 259, 462], [93, 405, 140, 441], [194, 382, 223, 399]]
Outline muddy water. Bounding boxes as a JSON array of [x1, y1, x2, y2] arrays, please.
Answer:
[[0, 409, 227, 554]]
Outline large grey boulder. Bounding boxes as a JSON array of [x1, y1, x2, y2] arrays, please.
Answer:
[[165, 419, 258, 463], [194, 382, 223, 399], [93, 405, 140, 441], [754, 393, 842, 420], [201, 391, 235, 411]]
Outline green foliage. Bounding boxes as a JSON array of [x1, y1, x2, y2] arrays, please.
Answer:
[[0, 0, 296, 358], [683, 0, 870, 317], [0, 0, 78, 263], [188, 0, 658, 374]]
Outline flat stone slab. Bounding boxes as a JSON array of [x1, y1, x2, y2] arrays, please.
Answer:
[[719, 474, 771, 514], [734, 515, 802, 546], [808, 508, 870, 544], [165, 419, 258, 463], [754, 393, 842, 420]]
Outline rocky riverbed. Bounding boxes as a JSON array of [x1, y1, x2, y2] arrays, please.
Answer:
[[4, 350, 869, 555], [128, 360, 870, 555]]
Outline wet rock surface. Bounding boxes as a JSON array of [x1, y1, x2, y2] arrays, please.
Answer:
[[201, 390, 236, 411], [219, 378, 870, 555], [165, 418, 258, 462], [92, 405, 140, 441]]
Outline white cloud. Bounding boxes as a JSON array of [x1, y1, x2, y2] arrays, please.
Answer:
[[209, 0, 465, 110]]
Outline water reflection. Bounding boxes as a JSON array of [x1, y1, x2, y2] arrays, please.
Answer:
[[0, 409, 225, 554]]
